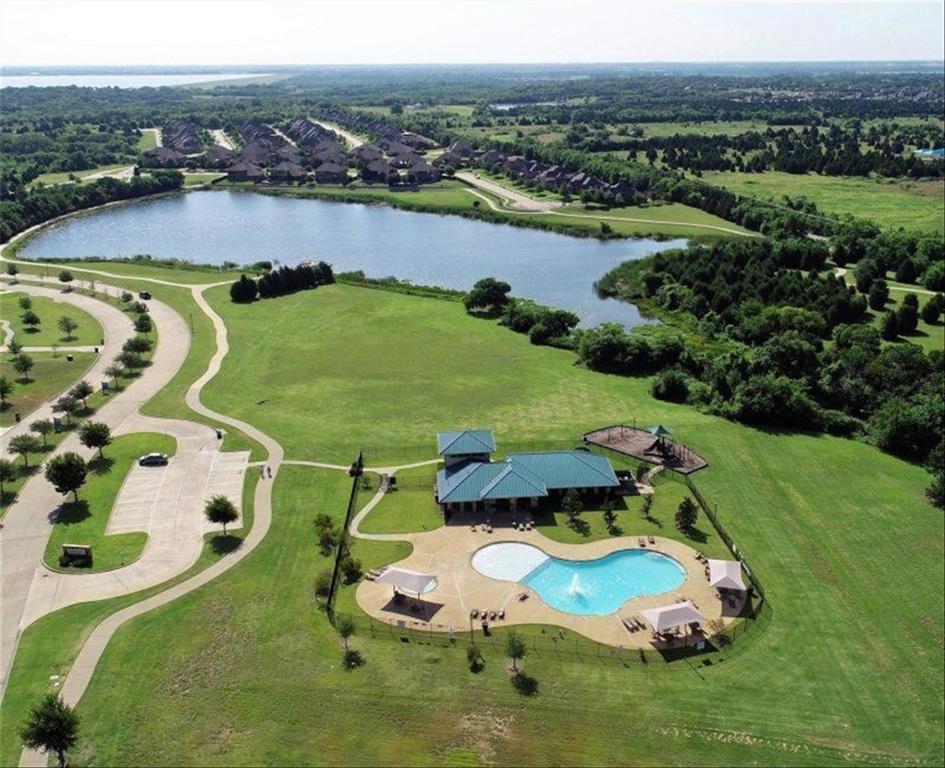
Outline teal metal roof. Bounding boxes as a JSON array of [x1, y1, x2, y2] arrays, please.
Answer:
[[649, 424, 672, 437], [508, 451, 619, 490], [437, 429, 496, 456], [436, 450, 617, 504]]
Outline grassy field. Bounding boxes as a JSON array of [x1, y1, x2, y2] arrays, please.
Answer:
[[183, 173, 224, 187], [0, 351, 95, 428], [0, 472, 259, 767], [43, 432, 177, 572], [705, 171, 945, 233], [136, 129, 158, 152], [27, 165, 129, 188], [2, 269, 941, 764], [1, 290, 104, 347]]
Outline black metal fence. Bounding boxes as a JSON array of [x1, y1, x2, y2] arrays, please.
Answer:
[[325, 452, 363, 622], [342, 599, 772, 668]]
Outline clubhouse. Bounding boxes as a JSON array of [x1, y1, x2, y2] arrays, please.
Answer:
[[435, 429, 620, 512]]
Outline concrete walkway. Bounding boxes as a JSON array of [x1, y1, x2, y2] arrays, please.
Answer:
[[311, 119, 364, 149]]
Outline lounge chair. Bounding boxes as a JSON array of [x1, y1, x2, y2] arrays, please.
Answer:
[[647, 535, 656, 544], [518, 592, 529, 601], [498, 609, 505, 620], [621, 618, 634, 633], [471, 524, 477, 532], [489, 611, 497, 620], [638, 537, 646, 547], [470, 609, 479, 619]]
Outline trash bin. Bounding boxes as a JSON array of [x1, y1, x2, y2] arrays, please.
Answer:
[[216, 429, 223, 440], [66, 354, 74, 362]]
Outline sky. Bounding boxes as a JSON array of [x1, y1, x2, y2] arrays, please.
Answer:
[[0, 0, 942, 67]]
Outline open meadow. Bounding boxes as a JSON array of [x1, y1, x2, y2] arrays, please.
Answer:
[[704, 171, 945, 233], [20, 278, 937, 765]]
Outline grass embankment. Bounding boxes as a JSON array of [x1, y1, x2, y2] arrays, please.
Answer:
[[222, 180, 746, 240], [0, 351, 95, 428], [705, 170, 945, 234], [42, 432, 177, 572], [0, 473, 259, 767], [0, 290, 104, 347]]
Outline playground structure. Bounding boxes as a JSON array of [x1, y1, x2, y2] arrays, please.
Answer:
[[583, 424, 708, 475]]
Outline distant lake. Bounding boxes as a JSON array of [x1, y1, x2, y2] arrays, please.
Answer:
[[0, 73, 267, 88], [19, 190, 685, 328]]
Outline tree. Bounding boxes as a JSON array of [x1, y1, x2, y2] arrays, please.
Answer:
[[675, 496, 698, 533], [45, 452, 88, 502], [30, 418, 54, 447], [19, 693, 79, 768], [867, 281, 888, 311], [463, 277, 512, 313], [897, 303, 919, 334], [230, 274, 259, 303], [18, 296, 31, 311], [6, 262, 18, 279], [8, 338, 22, 355], [70, 380, 94, 409], [53, 395, 78, 425], [336, 614, 355, 652], [120, 291, 133, 303], [204, 494, 238, 535], [0, 375, 12, 407], [79, 421, 111, 457], [134, 314, 152, 335], [58, 270, 74, 288], [921, 300, 941, 325], [22, 310, 41, 330], [56, 315, 79, 340], [9, 435, 41, 467], [641, 494, 654, 520], [602, 499, 618, 533], [341, 555, 363, 583], [117, 350, 143, 370], [561, 488, 583, 527], [0, 458, 17, 495], [313, 569, 332, 597], [506, 630, 527, 673], [881, 310, 899, 341], [104, 363, 124, 385], [13, 354, 34, 382]]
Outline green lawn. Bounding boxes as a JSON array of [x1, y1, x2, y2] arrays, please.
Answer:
[[705, 171, 945, 234], [137, 129, 158, 152], [0, 351, 95, 427], [3, 274, 942, 765], [27, 165, 129, 188], [1, 290, 104, 347], [183, 173, 224, 187], [43, 432, 177, 572]]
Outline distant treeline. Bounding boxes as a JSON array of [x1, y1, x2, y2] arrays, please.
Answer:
[[0, 171, 183, 243], [229, 262, 334, 302]]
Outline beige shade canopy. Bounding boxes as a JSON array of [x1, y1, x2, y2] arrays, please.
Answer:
[[641, 600, 706, 633], [708, 559, 747, 591], [377, 567, 438, 597]]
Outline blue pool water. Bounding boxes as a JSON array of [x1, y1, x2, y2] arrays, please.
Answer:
[[471, 542, 686, 616]]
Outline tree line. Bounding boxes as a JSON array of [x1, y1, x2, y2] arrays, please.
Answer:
[[229, 262, 335, 302]]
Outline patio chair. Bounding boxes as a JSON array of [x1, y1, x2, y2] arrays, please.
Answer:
[[647, 535, 656, 544], [470, 609, 479, 619], [498, 609, 505, 620], [638, 537, 646, 547], [470, 524, 477, 532], [489, 611, 497, 620]]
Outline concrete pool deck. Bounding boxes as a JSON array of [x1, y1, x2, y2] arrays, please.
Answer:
[[355, 521, 746, 648]]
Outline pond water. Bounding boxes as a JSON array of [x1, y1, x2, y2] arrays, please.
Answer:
[[19, 190, 685, 327], [0, 73, 267, 88]]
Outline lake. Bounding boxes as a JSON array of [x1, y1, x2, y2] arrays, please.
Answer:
[[0, 73, 268, 88], [18, 190, 685, 328]]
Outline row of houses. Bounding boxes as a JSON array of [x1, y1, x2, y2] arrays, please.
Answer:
[[163, 121, 203, 154], [441, 144, 640, 201]]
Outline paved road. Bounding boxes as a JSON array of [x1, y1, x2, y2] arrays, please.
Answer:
[[311, 119, 364, 149], [455, 171, 561, 212], [210, 129, 235, 151]]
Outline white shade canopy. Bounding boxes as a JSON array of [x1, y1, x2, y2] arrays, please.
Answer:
[[641, 601, 706, 633], [708, 559, 747, 591], [377, 567, 438, 597]]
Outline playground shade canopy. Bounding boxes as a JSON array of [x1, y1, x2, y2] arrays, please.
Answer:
[[708, 559, 747, 591], [649, 425, 672, 436], [641, 601, 706, 632], [377, 568, 439, 597]]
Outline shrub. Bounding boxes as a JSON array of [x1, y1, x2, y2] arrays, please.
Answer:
[[314, 569, 332, 597], [650, 368, 689, 402]]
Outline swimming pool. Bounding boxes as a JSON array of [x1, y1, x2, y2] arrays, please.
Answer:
[[471, 542, 686, 616]]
